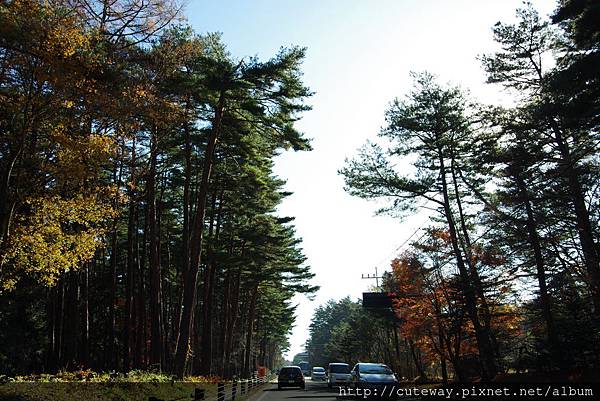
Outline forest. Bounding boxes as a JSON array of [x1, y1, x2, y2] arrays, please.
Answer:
[[0, 0, 317, 378], [311, 0, 600, 382], [1, 0, 599, 386]]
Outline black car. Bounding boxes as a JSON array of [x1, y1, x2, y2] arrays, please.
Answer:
[[278, 366, 305, 390]]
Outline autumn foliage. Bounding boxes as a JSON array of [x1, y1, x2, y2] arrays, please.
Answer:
[[0, 0, 315, 378], [389, 229, 523, 380]]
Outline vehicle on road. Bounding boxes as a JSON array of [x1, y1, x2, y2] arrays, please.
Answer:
[[278, 366, 305, 390], [311, 366, 326, 381], [350, 363, 398, 392], [327, 362, 351, 388], [297, 361, 311, 376]]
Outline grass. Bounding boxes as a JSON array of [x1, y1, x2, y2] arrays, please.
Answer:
[[0, 382, 202, 401], [0, 370, 273, 401]]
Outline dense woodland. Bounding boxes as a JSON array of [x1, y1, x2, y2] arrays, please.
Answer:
[[1, 0, 599, 384], [0, 0, 317, 378], [310, 0, 600, 382]]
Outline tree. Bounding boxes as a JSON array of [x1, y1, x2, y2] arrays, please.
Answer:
[[481, 2, 600, 314], [340, 72, 498, 379], [173, 46, 312, 377], [0, 0, 315, 377]]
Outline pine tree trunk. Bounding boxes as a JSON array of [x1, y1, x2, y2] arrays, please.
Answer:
[[124, 136, 137, 371], [200, 187, 225, 375], [139, 203, 149, 368], [219, 267, 232, 376], [549, 121, 600, 313], [450, 158, 499, 357], [107, 160, 120, 369], [174, 92, 225, 378], [224, 264, 242, 378], [243, 284, 259, 378], [512, 169, 561, 364], [438, 151, 497, 380], [176, 105, 193, 347], [199, 188, 218, 375], [80, 265, 90, 368], [63, 272, 80, 369], [148, 130, 164, 369]]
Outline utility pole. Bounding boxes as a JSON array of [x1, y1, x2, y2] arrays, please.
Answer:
[[361, 266, 384, 290]]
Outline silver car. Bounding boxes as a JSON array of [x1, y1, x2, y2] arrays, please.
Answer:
[[311, 366, 326, 381], [327, 362, 351, 388], [350, 363, 398, 392]]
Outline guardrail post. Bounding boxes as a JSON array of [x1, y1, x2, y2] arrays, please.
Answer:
[[194, 388, 205, 401], [241, 380, 246, 395], [231, 380, 237, 401], [217, 382, 225, 401]]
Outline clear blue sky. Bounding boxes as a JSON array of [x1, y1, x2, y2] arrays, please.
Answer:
[[184, 0, 557, 361]]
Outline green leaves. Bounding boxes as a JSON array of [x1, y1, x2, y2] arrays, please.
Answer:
[[480, 2, 557, 91], [340, 73, 473, 218]]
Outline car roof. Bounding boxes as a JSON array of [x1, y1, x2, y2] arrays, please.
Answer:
[[328, 362, 349, 365], [312, 367, 325, 369], [356, 363, 389, 367], [282, 365, 301, 369]]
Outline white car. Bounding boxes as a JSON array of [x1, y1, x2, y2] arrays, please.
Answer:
[[311, 366, 326, 381], [327, 362, 351, 388]]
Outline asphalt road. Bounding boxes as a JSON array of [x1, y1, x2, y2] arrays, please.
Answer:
[[250, 378, 421, 401], [252, 378, 340, 401]]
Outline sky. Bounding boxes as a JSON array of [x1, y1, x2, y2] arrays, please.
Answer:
[[184, 0, 558, 361]]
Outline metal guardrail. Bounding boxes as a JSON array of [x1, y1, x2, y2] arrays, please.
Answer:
[[149, 374, 274, 401]]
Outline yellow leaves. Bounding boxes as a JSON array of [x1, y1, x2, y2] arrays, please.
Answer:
[[4, 0, 90, 60], [1, 194, 117, 292], [43, 23, 90, 59], [136, 88, 149, 99], [50, 127, 116, 184]]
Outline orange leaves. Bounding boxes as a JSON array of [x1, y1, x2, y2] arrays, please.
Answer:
[[390, 247, 478, 364], [430, 228, 451, 243]]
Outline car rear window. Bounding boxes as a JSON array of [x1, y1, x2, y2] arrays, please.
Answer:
[[313, 368, 325, 372], [329, 364, 350, 373], [360, 365, 393, 374], [280, 367, 301, 375]]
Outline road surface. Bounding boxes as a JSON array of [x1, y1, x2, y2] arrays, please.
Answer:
[[252, 378, 337, 401], [250, 378, 418, 401]]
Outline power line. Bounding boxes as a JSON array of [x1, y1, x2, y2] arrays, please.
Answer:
[[372, 210, 432, 272]]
